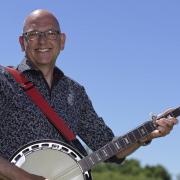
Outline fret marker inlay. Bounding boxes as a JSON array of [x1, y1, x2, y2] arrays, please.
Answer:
[[89, 157, 94, 164], [140, 128, 146, 135], [115, 142, 120, 149], [102, 149, 108, 156], [124, 137, 129, 144], [95, 153, 101, 161]]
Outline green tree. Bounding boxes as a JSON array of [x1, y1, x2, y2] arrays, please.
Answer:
[[118, 159, 141, 176], [177, 174, 180, 180], [143, 165, 171, 180], [91, 159, 171, 180]]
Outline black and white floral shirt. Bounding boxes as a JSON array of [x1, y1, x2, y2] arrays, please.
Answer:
[[0, 58, 116, 161]]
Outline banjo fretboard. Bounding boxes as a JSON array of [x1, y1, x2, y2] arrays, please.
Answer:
[[79, 107, 180, 172]]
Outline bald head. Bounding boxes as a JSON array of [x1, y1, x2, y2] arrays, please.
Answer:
[[19, 9, 66, 73], [23, 9, 60, 33]]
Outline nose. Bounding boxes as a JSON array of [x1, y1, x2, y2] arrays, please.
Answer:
[[38, 32, 47, 43], [38, 32, 47, 39]]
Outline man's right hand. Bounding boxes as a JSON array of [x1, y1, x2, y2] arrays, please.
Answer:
[[0, 156, 46, 180]]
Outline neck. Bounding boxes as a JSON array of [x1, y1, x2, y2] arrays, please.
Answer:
[[43, 70, 54, 88], [26, 58, 55, 88], [38, 65, 54, 88]]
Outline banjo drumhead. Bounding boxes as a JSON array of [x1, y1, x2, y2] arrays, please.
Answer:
[[10, 140, 89, 180]]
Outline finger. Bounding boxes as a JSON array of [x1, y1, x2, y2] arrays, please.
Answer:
[[151, 128, 168, 138], [158, 117, 178, 127], [157, 108, 175, 119], [155, 119, 175, 135], [155, 126, 171, 137], [151, 129, 161, 138]]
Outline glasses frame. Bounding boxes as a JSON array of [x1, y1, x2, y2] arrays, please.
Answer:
[[23, 29, 60, 41]]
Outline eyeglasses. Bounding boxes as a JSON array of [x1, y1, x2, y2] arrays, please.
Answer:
[[23, 29, 60, 41]]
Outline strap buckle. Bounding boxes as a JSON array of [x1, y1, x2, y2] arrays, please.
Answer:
[[21, 81, 34, 91]]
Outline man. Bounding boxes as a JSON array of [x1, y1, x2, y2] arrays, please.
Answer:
[[0, 9, 178, 180]]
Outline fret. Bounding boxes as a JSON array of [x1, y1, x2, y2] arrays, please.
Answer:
[[138, 125, 148, 137], [109, 141, 119, 154], [98, 148, 109, 160], [133, 129, 142, 140], [144, 121, 156, 133], [94, 147, 111, 162], [114, 140, 121, 150], [80, 157, 92, 172], [149, 121, 157, 130], [78, 160, 87, 172], [118, 138, 126, 148], [80, 151, 103, 172], [87, 156, 95, 165], [85, 157, 93, 168], [123, 136, 130, 145], [108, 143, 115, 154], [85, 153, 100, 170], [127, 132, 137, 143], [102, 149, 108, 157], [104, 144, 114, 157], [94, 152, 102, 161]]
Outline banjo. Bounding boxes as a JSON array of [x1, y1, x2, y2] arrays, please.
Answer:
[[10, 107, 180, 180]]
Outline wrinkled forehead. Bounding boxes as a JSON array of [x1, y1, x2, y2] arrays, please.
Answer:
[[23, 13, 60, 33]]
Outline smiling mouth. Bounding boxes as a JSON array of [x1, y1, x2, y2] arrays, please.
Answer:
[[35, 48, 50, 52]]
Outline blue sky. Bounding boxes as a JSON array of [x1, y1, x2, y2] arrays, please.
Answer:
[[0, 0, 179, 179]]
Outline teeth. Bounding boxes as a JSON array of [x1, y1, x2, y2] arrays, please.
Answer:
[[37, 49, 49, 52]]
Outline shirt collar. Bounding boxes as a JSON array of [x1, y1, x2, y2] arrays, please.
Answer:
[[17, 57, 64, 80], [17, 57, 33, 72]]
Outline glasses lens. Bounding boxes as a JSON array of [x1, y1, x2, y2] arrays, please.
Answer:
[[46, 30, 59, 40], [24, 30, 60, 41], [26, 31, 39, 41]]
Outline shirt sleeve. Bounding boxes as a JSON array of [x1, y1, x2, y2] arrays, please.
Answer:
[[77, 87, 125, 164], [0, 70, 11, 111]]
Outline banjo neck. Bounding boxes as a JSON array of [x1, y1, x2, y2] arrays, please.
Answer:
[[10, 107, 179, 180], [78, 107, 180, 172]]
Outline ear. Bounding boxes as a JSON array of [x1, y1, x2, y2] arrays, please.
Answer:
[[60, 33, 66, 50], [19, 36, 25, 51]]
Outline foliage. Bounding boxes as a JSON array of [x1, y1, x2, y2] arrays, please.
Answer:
[[177, 174, 180, 180], [91, 159, 171, 180]]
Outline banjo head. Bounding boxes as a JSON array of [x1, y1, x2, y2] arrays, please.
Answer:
[[10, 139, 90, 180]]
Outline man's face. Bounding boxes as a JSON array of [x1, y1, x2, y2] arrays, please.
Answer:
[[19, 15, 65, 68]]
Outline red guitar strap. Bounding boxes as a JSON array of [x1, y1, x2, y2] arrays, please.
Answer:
[[6, 67, 76, 142]]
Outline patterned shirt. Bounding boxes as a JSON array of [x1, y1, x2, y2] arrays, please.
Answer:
[[0, 58, 116, 160]]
